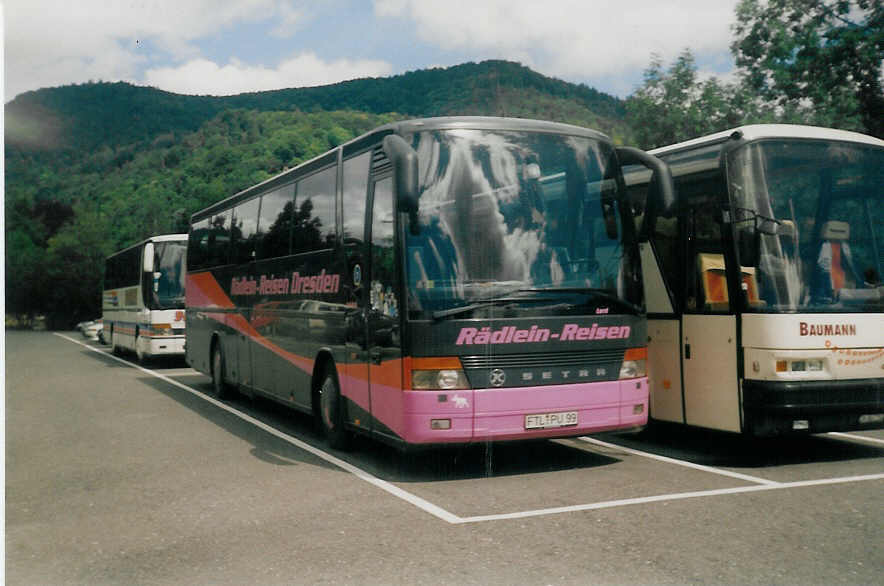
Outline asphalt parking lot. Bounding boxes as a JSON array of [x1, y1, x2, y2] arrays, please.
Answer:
[[6, 331, 883, 585]]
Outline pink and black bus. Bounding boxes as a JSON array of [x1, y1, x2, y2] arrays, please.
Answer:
[[185, 117, 673, 449]]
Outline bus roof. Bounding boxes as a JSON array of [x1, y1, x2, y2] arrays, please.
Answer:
[[190, 116, 612, 222], [107, 233, 187, 259], [650, 124, 884, 157], [377, 116, 610, 141]]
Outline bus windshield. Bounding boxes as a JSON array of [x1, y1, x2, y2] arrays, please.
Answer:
[[150, 241, 187, 310], [405, 128, 639, 318], [728, 140, 884, 313]]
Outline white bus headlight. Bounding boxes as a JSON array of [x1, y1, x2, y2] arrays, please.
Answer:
[[619, 348, 648, 379], [776, 358, 825, 373], [412, 369, 469, 390], [408, 357, 469, 390]]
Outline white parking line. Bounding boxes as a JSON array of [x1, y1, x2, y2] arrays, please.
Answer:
[[59, 333, 884, 525], [160, 369, 207, 377], [456, 473, 884, 524], [56, 334, 461, 524], [827, 432, 884, 446], [578, 436, 781, 486]]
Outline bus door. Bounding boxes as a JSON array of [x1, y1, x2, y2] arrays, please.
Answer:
[[680, 193, 741, 432], [365, 177, 403, 438]]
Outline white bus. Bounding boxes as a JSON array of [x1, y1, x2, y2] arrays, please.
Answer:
[[626, 125, 884, 435], [103, 234, 188, 362]]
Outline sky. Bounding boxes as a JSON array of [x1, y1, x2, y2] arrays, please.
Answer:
[[3, 0, 741, 103]]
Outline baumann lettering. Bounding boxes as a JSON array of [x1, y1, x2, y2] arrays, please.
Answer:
[[455, 323, 631, 345], [799, 322, 857, 337]]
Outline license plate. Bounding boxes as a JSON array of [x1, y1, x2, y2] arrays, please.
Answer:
[[525, 411, 578, 430]]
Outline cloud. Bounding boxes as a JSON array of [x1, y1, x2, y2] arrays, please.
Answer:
[[375, 0, 738, 82], [143, 53, 394, 95], [4, 0, 741, 101], [3, 0, 301, 99]]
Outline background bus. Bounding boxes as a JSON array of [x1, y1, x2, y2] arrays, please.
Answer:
[[103, 234, 187, 362], [625, 125, 884, 436], [186, 117, 673, 449]]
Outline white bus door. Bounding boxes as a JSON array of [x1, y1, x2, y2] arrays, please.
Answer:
[[678, 193, 741, 432], [682, 314, 740, 432]]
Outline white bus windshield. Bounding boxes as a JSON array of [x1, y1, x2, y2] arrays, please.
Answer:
[[729, 140, 884, 312], [405, 128, 639, 318], [150, 241, 187, 310]]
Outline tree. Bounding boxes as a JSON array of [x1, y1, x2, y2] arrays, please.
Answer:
[[44, 208, 113, 328], [732, 0, 884, 137], [626, 50, 745, 149]]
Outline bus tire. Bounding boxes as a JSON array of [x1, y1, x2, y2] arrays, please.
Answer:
[[211, 342, 233, 400], [110, 328, 121, 356], [318, 369, 350, 450], [135, 333, 149, 364]]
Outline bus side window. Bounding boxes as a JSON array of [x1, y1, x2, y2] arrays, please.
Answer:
[[231, 197, 261, 265], [293, 165, 337, 254], [188, 218, 211, 271], [257, 185, 294, 260], [208, 210, 232, 267], [342, 151, 371, 303]]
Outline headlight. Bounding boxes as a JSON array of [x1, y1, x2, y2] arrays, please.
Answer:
[[412, 369, 470, 390], [776, 358, 825, 373], [407, 357, 469, 390], [619, 348, 648, 379]]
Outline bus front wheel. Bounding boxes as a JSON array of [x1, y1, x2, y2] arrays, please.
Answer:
[[211, 343, 233, 400], [318, 370, 350, 450], [135, 334, 149, 364]]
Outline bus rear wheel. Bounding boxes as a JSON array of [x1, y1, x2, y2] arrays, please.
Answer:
[[318, 369, 350, 450], [110, 328, 122, 356], [211, 343, 233, 400]]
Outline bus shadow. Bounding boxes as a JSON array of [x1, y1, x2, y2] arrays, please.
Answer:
[[84, 341, 619, 480], [137, 376, 340, 472], [218, 384, 623, 482], [351, 439, 622, 483], [604, 422, 884, 468]]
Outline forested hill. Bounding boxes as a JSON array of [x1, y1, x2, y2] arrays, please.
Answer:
[[5, 60, 627, 155], [5, 60, 630, 328]]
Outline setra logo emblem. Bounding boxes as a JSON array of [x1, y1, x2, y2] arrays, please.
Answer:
[[489, 368, 506, 387]]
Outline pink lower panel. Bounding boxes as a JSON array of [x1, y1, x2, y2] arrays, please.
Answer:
[[399, 378, 648, 444]]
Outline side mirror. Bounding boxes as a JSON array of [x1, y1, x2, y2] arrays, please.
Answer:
[[616, 147, 675, 236], [143, 242, 155, 272], [383, 135, 420, 234]]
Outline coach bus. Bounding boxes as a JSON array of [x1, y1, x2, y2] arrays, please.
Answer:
[[103, 234, 187, 362], [186, 116, 674, 449], [625, 125, 884, 436]]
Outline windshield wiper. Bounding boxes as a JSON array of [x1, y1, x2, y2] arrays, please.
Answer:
[[517, 287, 644, 315], [431, 296, 553, 320]]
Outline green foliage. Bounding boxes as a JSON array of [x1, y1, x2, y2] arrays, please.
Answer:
[[626, 51, 746, 149], [5, 108, 398, 322], [732, 0, 883, 137], [44, 206, 114, 328]]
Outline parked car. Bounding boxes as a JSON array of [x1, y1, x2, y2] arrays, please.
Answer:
[[81, 318, 103, 340]]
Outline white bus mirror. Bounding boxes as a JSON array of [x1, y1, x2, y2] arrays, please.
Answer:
[[143, 242, 155, 272]]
